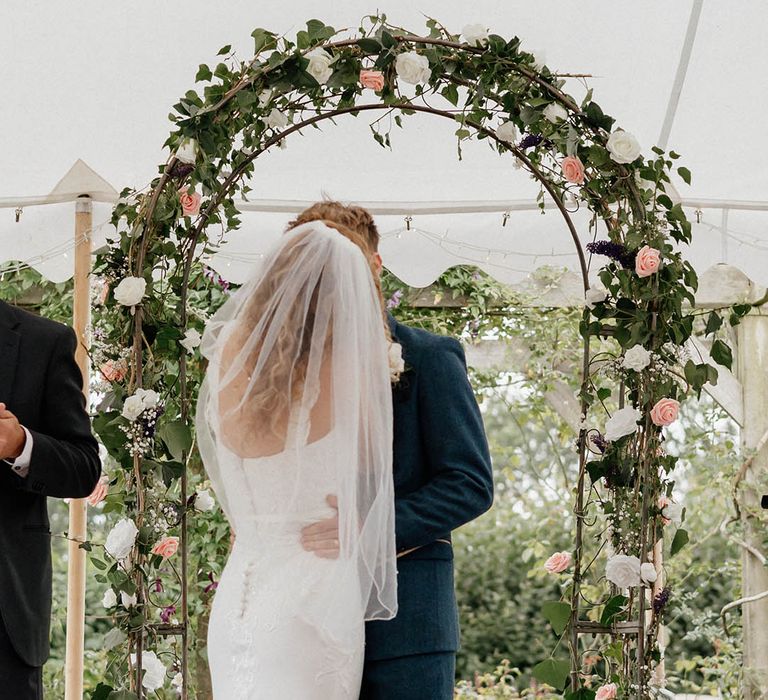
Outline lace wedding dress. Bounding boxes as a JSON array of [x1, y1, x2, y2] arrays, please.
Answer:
[[197, 223, 397, 699]]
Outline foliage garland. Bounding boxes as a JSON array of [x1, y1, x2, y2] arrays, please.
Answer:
[[86, 14, 751, 699]]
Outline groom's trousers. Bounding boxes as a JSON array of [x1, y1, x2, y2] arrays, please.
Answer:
[[359, 652, 455, 700], [0, 613, 43, 699]]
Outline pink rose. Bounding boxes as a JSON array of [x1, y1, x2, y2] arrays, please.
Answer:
[[561, 156, 585, 185], [596, 683, 618, 700], [179, 187, 201, 217], [100, 359, 127, 383], [360, 69, 385, 92], [650, 398, 679, 427], [87, 475, 109, 507], [97, 281, 110, 306], [635, 245, 661, 277], [544, 551, 572, 574], [658, 496, 671, 525], [151, 536, 179, 559]]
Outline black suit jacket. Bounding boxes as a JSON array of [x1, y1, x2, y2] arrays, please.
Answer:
[[0, 300, 101, 666], [363, 317, 493, 662]]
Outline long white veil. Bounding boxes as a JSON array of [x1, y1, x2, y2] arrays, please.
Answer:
[[195, 221, 397, 621]]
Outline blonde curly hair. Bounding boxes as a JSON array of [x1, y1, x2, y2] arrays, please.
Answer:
[[221, 209, 389, 451]]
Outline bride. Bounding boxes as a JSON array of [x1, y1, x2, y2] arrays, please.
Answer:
[[196, 220, 398, 698]]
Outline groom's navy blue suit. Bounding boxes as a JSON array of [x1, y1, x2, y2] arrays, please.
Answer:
[[359, 317, 493, 699]]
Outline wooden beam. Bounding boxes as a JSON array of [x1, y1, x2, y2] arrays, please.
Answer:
[[64, 196, 92, 700]]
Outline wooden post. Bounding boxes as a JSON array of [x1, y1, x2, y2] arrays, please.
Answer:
[[64, 195, 92, 700], [737, 296, 768, 699]]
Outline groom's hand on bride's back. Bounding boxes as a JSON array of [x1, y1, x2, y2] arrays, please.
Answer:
[[300, 494, 340, 559]]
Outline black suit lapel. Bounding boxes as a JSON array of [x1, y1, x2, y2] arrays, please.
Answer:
[[0, 302, 21, 405]]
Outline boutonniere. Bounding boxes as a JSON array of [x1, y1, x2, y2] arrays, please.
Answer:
[[388, 342, 405, 384]]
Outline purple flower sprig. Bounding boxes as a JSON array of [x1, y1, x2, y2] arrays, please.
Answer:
[[653, 587, 671, 615], [386, 290, 403, 310], [160, 604, 177, 624], [586, 240, 637, 270]]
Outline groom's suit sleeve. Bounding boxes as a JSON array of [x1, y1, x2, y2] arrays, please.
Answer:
[[12, 326, 101, 499], [395, 336, 493, 551]]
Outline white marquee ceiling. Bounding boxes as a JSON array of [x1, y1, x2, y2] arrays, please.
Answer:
[[1, 0, 766, 295]]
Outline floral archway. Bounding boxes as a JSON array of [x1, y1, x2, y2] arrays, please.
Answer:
[[88, 15, 738, 699]]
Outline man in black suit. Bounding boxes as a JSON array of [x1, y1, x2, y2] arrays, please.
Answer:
[[295, 203, 494, 699], [0, 299, 101, 698]]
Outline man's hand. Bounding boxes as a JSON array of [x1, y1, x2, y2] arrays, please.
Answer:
[[0, 403, 26, 461], [300, 494, 340, 559]]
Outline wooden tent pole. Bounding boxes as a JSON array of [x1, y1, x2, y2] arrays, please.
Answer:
[[64, 195, 92, 700]]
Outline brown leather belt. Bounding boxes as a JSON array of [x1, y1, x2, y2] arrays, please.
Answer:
[[396, 538, 451, 559]]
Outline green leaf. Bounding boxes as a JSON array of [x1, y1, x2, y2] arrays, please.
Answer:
[[677, 166, 692, 185], [542, 601, 571, 636], [532, 658, 571, 690], [195, 64, 212, 82], [600, 594, 628, 626], [159, 420, 192, 461], [710, 339, 733, 370], [217, 44, 231, 56], [671, 528, 689, 556], [107, 692, 138, 700], [705, 311, 723, 336], [90, 684, 114, 700], [597, 387, 611, 401], [356, 38, 383, 53]]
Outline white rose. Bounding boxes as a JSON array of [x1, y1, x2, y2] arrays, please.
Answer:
[[604, 406, 641, 442], [121, 591, 137, 608], [306, 48, 334, 84], [395, 51, 431, 85], [121, 394, 146, 422], [388, 343, 405, 382], [622, 345, 651, 372], [265, 108, 289, 130], [462, 24, 489, 47], [194, 489, 216, 512], [543, 102, 569, 123], [640, 562, 658, 585], [180, 328, 202, 354], [113, 276, 147, 307], [131, 651, 167, 692], [605, 554, 642, 588], [662, 502, 684, 525], [171, 672, 183, 691], [175, 138, 198, 165], [495, 121, 518, 144], [104, 518, 138, 561], [136, 388, 160, 410], [585, 287, 607, 309], [606, 130, 642, 164], [102, 588, 117, 608]]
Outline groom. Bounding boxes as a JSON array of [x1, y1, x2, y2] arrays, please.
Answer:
[[0, 299, 101, 697], [295, 202, 494, 699]]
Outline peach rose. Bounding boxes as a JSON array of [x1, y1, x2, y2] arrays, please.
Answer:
[[635, 245, 661, 277], [650, 398, 680, 427], [658, 495, 671, 524], [562, 156, 585, 185], [544, 551, 572, 574], [87, 475, 109, 507], [100, 359, 127, 383], [595, 683, 618, 700], [151, 536, 179, 559], [360, 69, 385, 92], [179, 187, 201, 217]]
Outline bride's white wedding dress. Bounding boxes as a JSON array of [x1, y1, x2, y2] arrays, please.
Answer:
[[197, 222, 397, 699], [206, 419, 365, 698]]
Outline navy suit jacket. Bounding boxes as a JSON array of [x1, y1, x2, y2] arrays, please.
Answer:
[[364, 317, 493, 661]]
